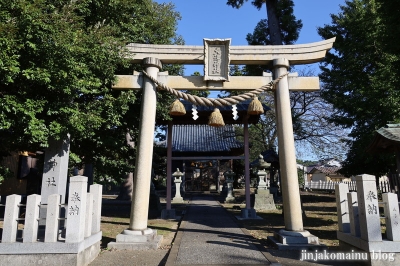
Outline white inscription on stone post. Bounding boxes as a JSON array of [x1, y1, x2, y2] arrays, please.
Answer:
[[356, 174, 382, 242], [41, 135, 70, 204]]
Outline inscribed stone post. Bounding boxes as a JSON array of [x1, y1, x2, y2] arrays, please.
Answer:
[[41, 134, 70, 204], [335, 183, 350, 233], [355, 174, 382, 242], [382, 192, 400, 241], [65, 175, 87, 243], [347, 192, 360, 237]]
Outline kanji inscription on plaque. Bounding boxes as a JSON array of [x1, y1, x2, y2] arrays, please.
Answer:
[[204, 38, 230, 81]]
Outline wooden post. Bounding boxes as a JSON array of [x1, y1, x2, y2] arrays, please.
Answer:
[[166, 122, 173, 210], [244, 116, 251, 210]]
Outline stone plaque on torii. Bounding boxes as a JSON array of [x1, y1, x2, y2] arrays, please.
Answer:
[[109, 38, 335, 250]]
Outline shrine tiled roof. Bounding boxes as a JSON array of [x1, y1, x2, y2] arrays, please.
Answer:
[[170, 125, 243, 154], [366, 124, 400, 153], [309, 166, 341, 174]]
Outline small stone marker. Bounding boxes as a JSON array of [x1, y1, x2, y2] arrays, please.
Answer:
[[335, 183, 350, 233], [382, 192, 400, 241], [355, 174, 382, 242], [41, 135, 71, 204], [65, 175, 87, 243], [347, 192, 360, 237]]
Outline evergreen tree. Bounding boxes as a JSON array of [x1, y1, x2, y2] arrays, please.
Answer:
[[225, 0, 346, 160], [318, 0, 400, 177]]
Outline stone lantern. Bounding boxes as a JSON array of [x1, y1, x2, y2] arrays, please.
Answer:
[[224, 170, 235, 203], [254, 154, 276, 210], [257, 154, 271, 190], [172, 168, 184, 203]]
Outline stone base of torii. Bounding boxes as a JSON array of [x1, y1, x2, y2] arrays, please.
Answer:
[[108, 38, 335, 250]]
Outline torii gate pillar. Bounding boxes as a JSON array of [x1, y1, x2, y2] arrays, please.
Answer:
[[108, 57, 163, 250], [273, 59, 303, 231]]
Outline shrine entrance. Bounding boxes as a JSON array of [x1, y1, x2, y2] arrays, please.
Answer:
[[108, 37, 335, 250], [185, 161, 218, 192]]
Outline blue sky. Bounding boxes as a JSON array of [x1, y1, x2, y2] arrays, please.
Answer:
[[153, 1, 347, 160], [155, 0, 346, 75]]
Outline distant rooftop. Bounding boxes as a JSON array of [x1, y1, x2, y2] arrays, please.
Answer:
[[309, 166, 341, 175]]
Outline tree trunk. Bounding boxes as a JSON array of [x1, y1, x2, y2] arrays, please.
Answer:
[[117, 172, 133, 200], [265, 0, 283, 45], [117, 130, 135, 201]]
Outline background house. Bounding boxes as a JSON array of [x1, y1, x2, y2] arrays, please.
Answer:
[[306, 158, 350, 182]]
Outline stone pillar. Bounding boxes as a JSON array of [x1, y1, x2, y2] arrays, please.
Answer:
[[23, 194, 41, 242], [335, 183, 350, 233], [90, 184, 103, 234], [273, 59, 303, 231], [41, 134, 70, 204], [356, 174, 382, 242], [45, 194, 61, 242], [66, 176, 88, 243], [382, 192, 400, 241], [347, 192, 360, 237], [129, 57, 161, 231], [2, 194, 21, 243], [84, 193, 93, 238], [108, 58, 163, 249]]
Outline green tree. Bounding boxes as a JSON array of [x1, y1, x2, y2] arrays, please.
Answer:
[[226, 0, 302, 46], [0, 0, 182, 184], [318, 0, 400, 177], [227, 0, 302, 76], [225, 1, 348, 162]]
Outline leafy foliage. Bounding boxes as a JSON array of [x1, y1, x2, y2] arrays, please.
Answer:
[[0, 0, 182, 183], [318, 0, 400, 177]]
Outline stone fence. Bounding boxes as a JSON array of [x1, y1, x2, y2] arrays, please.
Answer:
[[0, 176, 102, 266], [335, 174, 400, 266], [305, 180, 391, 192]]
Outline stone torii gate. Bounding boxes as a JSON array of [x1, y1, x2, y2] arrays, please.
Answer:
[[108, 38, 335, 250]]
